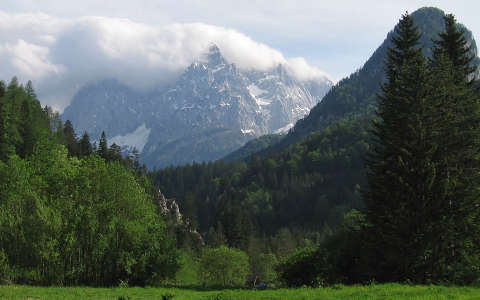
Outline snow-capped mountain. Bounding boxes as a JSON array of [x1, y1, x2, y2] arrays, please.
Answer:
[[62, 44, 332, 168]]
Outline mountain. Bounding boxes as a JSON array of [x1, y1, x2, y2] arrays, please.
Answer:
[[62, 44, 332, 168], [229, 7, 480, 159]]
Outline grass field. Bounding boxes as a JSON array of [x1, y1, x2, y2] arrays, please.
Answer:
[[1, 284, 480, 300]]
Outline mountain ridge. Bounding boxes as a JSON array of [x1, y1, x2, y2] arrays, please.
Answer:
[[63, 44, 332, 168]]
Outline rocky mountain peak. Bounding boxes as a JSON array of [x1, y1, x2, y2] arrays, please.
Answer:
[[206, 44, 227, 67], [63, 43, 332, 168]]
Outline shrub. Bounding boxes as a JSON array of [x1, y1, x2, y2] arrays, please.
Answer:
[[199, 246, 250, 287]]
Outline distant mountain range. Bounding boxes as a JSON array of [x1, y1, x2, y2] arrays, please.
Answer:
[[62, 45, 332, 168]]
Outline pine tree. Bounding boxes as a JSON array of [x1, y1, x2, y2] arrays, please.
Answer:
[[108, 143, 122, 161], [98, 131, 108, 160], [63, 120, 78, 156], [424, 14, 480, 283], [364, 13, 434, 283], [78, 132, 93, 157], [24, 80, 37, 99], [0, 94, 10, 162], [433, 14, 476, 82], [0, 81, 5, 98], [18, 99, 34, 158]]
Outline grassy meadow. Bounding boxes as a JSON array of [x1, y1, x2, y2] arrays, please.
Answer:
[[1, 284, 480, 300]]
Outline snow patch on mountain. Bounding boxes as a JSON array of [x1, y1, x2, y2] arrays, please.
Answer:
[[274, 123, 294, 134], [248, 84, 268, 98], [110, 123, 151, 152]]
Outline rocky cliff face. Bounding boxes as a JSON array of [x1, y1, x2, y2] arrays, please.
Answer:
[[62, 44, 332, 168], [155, 189, 205, 247]]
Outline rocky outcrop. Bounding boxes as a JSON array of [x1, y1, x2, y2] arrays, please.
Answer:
[[155, 189, 205, 247]]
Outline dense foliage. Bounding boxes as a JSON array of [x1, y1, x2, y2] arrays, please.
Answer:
[[151, 117, 369, 248], [198, 246, 250, 288], [0, 79, 178, 286]]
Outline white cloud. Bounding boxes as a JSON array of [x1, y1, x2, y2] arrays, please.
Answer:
[[0, 11, 330, 112], [286, 57, 331, 82]]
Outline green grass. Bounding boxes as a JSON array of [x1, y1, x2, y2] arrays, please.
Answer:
[[1, 284, 480, 299]]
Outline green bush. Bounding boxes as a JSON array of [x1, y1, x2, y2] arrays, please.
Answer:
[[199, 246, 250, 287], [175, 251, 200, 286], [277, 247, 320, 287]]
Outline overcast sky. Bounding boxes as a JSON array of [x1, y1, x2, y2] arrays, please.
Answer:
[[1, 1, 479, 111]]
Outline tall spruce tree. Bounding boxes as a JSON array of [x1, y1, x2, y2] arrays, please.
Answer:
[[63, 120, 78, 156], [364, 13, 435, 283], [433, 14, 476, 82], [424, 14, 480, 283], [0, 89, 10, 162], [98, 131, 108, 160], [78, 132, 93, 157], [18, 99, 34, 158]]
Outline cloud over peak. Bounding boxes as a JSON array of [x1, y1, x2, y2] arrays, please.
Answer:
[[0, 11, 331, 112]]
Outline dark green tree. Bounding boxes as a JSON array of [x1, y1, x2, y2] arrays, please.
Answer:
[[78, 131, 93, 157], [0, 81, 10, 162], [108, 143, 122, 161], [63, 120, 78, 156], [364, 13, 434, 283], [422, 14, 480, 283], [24, 80, 37, 99], [18, 100, 34, 158], [97, 131, 108, 159], [433, 14, 476, 82]]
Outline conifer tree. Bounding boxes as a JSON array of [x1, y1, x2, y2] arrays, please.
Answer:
[[424, 14, 480, 283], [98, 131, 108, 160], [108, 143, 122, 161], [433, 14, 476, 82], [24, 80, 37, 99], [78, 132, 93, 157], [63, 120, 78, 156], [0, 95, 10, 162], [18, 99, 34, 158], [364, 13, 434, 283]]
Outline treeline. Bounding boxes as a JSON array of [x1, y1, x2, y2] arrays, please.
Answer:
[[0, 79, 178, 286]]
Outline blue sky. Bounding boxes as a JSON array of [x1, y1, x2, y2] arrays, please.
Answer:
[[1, 0, 479, 110]]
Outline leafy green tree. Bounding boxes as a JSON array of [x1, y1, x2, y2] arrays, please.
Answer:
[[250, 252, 278, 285], [199, 246, 249, 287], [277, 247, 320, 287], [0, 139, 179, 286], [174, 251, 200, 286]]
